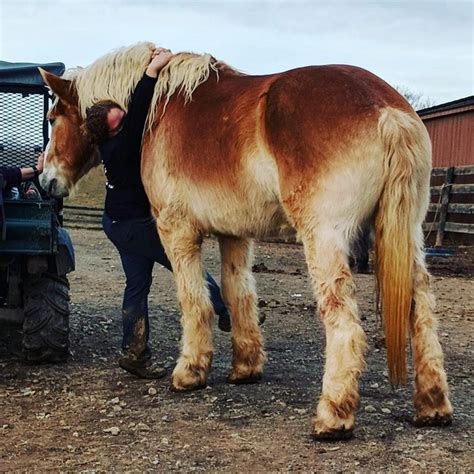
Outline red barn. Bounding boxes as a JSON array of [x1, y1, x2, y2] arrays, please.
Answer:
[[418, 96, 474, 168], [418, 96, 474, 245]]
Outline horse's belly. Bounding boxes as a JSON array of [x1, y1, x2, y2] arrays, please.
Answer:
[[189, 151, 291, 237], [188, 188, 290, 238], [148, 149, 292, 237]]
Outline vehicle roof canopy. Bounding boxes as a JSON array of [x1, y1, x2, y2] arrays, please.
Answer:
[[0, 61, 65, 87]]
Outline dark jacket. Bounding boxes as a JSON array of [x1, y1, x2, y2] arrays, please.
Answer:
[[0, 166, 22, 189], [100, 74, 158, 221]]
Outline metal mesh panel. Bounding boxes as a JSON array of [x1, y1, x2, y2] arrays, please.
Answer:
[[0, 92, 46, 168]]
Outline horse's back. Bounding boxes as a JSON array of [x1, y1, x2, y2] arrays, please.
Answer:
[[153, 63, 412, 179]]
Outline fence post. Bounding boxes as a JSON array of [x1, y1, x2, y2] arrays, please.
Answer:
[[435, 166, 455, 247]]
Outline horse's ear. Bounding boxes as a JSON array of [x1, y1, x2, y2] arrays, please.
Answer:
[[39, 68, 76, 105]]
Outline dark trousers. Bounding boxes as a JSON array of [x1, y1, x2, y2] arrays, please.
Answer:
[[103, 213, 227, 359]]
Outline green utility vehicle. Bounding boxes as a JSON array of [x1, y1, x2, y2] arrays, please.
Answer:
[[0, 61, 75, 363]]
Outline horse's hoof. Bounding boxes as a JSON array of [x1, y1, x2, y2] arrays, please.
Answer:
[[170, 370, 208, 392], [227, 372, 262, 385], [412, 413, 453, 427], [171, 357, 211, 392], [169, 382, 207, 393], [311, 427, 354, 441]]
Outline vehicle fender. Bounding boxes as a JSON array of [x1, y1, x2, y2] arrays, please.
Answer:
[[55, 228, 75, 275]]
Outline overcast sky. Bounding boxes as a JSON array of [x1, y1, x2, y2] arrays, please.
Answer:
[[1, 0, 472, 105]]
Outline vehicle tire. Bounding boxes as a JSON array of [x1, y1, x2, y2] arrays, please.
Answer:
[[22, 273, 70, 363]]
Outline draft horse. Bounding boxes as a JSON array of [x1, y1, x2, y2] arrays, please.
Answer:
[[39, 42, 452, 439]]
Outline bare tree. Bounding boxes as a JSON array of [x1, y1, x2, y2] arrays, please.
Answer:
[[395, 85, 436, 111]]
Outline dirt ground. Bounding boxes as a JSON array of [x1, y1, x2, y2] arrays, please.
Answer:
[[0, 229, 473, 471]]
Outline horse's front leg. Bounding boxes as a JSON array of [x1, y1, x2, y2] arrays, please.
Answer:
[[157, 215, 214, 391]]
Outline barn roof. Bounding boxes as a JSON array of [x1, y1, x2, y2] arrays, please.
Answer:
[[418, 95, 474, 119]]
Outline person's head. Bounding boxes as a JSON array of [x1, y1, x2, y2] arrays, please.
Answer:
[[83, 100, 125, 145]]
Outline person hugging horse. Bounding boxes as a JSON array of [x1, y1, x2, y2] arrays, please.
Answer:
[[83, 47, 231, 379]]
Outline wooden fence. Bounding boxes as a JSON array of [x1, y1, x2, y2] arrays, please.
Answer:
[[62, 204, 103, 231], [424, 165, 474, 245], [63, 165, 474, 245]]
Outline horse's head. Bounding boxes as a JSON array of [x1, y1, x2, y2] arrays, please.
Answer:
[[39, 68, 99, 197]]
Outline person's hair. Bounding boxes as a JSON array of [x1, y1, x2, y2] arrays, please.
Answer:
[[83, 100, 122, 145]]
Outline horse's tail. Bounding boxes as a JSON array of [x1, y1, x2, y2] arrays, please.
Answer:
[[374, 106, 432, 385]]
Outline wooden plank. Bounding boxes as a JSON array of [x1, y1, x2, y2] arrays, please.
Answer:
[[447, 203, 474, 214], [444, 222, 474, 234], [65, 224, 103, 231], [64, 210, 103, 218], [431, 183, 474, 195], [452, 184, 474, 193], [64, 217, 102, 225], [63, 204, 104, 212], [431, 168, 448, 177], [432, 165, 474, 178], [454, 165, 474, 176], [435, 167, 455, 246]]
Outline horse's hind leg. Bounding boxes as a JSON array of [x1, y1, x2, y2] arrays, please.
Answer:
[[411, 233, 453, 426], [218, 236, 266, 383], [300, 225, 367, 440], [157, 215, 214, 391]]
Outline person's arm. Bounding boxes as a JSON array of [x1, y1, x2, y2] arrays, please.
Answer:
[[123, 48, 173, 156], [20, 153, 44, 181], [123, 75, 158, 154], [0, 166, 22, 188], [20, 167, 38, 181], [0, 153, 44, 187]]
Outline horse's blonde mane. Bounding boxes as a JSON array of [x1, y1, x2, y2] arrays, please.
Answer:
[[68, 42, 218, 129]]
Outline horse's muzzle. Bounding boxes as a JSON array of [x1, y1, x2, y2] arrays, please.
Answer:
[[48, 178, 57, 195], [45, 178, 69, 198]]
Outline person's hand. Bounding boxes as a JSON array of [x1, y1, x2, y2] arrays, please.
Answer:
[[146, 47, 173, 78], [36, 152, 44, 173]]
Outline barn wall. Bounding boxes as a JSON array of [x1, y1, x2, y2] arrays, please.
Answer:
[[420, 107, 474, 168]]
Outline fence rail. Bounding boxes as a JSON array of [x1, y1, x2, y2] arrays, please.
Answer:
[[428, 203, 474, 214], [431, 165, 474, 177], [62, 204, 103, 230], [62, 165, 474, 244], [425, 165, 474, 245], [430, 183, 474, 195]]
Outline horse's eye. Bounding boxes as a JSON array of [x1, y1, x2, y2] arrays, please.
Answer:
[[49, 118, 56, 126]]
